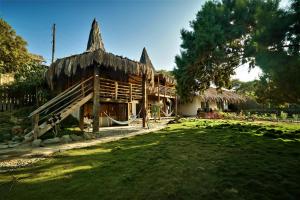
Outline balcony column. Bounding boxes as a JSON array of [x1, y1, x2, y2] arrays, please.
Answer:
[[142, 75, 147, 128], [157, 76, 160, 120], [92, 65, 100, 133]]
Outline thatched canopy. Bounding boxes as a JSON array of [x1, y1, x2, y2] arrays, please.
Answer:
[[45, 19, 154, 88], [198, 88, 245, 103]]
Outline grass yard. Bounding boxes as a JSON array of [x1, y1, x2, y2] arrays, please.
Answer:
[[1, 119, 300, 200]]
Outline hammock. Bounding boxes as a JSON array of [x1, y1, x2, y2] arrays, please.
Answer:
[[161, 110, 174, 117], [104, 108, 142, 125]]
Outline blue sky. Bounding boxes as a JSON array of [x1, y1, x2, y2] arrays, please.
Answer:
[[0, 0, 290, 81]]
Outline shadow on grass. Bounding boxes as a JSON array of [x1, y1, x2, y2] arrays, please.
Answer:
[[0, 121, 300, 200]]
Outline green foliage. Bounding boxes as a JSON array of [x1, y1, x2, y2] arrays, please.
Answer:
[[229, 79, 257, 98], [280, 111, 288, 120], [251, 0, 300, 104], [0, 18, 43, 73], [271, 113, 277, 120], [0, 106, 34, 142], [292, 114, 299, 121], [174, 0, 300, 104], [0, 18, 48, 105]]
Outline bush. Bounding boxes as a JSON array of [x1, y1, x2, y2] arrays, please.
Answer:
[[292, 114, 299, 121], [280, 111, 288, 120], [270, 113, 277, 121]]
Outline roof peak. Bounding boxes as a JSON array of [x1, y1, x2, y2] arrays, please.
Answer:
[[139, 47, 153, 69], [86, 18, 105, 52]]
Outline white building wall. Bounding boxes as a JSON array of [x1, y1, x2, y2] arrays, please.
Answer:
[[178, 97, 202, 116], [179, 97, 224, 116]]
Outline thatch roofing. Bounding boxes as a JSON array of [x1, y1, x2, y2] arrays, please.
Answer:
[[197, 88, 245, 103], [87, 19, 105, 52], [45, 20, 155, 88], [155, 72, 176, 85]]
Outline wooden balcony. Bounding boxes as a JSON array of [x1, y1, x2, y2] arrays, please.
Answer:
[[99, 78, 142, 102], [148, 85, 176, 98]]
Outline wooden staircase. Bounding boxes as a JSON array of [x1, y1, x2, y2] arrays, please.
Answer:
[[24, 77, 94, 141]]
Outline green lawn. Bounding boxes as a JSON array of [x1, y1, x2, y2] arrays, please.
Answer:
[[1, 119, 300, 200]]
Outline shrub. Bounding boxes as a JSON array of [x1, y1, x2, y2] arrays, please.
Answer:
[[292, 114, 299, 121], [280, 111, 288, 120], [270, 113, 277, 121]]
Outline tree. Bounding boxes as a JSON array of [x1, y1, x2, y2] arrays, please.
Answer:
[[229, 79, 257, 99], [0, 18, 47, 106], [174, 0, 299, 104], [174, 0, 260, 102], [250, 0, 300, 103], [0, 18, 42, 73]]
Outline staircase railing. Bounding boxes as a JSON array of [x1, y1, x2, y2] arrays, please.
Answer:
[[29, 76, 93, 125]]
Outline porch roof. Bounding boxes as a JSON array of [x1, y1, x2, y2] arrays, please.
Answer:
[[198, 88, 246, 103]]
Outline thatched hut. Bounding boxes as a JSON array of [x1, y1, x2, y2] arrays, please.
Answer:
[[178, 87, 245, 116], [27, 18, 167, 140]]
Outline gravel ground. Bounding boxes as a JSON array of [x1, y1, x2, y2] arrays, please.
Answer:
[[0, 157, 46, 172]]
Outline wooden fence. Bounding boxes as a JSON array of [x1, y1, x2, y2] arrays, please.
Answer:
[[0, 90, 37, 112]]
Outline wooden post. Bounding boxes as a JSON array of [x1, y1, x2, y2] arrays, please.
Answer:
[[129, 83, 132, 102], [157, 76, 160, 120], [51, 24, 56, 64], [115, 81, 118, 100], [79, 106, 84, 131], [164, 82, 167, 114], [127, 103, 130, 122], [142, 75, 147, 128], [175, 95, 178, 116], [93, 66, 100, 133], [33, 114, 39, 140]]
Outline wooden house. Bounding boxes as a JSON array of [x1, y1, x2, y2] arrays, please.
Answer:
[[25, 19, 177, 141]]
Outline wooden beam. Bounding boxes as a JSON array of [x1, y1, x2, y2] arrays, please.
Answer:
[[164, 82, 167, 114], [129, 83, 132, 102], [115, 81, 118, 100], [158, 76, 160, 120], [93, 66, 100, 133], [33, 113, 39, 140], [142, 75, 147, 128], [175, 95, 178, 116], [127, 103, 130, 122], [79, 105, 84, 131]]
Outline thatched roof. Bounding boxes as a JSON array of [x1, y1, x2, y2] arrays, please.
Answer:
[[198, 88, 245, 103], [155, 72, 176, 85], [87, 19, 105, 52], [45, 20, 154, 88]]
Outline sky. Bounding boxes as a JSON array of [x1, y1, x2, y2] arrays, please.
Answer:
[[0, 0, 291, 82]]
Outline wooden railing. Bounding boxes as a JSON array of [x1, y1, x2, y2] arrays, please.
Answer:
[[99, 78, 142, 101], [149, 85, 176, 97], [29, 76, 94, 124]]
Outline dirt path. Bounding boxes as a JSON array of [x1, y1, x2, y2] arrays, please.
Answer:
[[0, 121, 169, 171]]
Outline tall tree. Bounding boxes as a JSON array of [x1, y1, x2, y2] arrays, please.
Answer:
[[174, 0, 259, 102], [174, 0, 299, 104], [0, 18, 41, 73], [250, 0, 300, 103]]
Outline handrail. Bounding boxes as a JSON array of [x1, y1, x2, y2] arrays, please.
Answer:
[[29, 76, 93, 117], [38, 83, 92, 117], [39, 86, 92, 123], [38, 84, 93, 123]]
